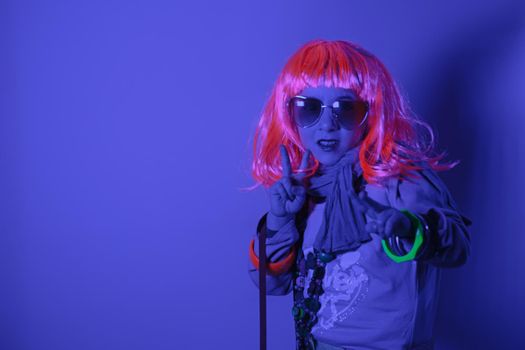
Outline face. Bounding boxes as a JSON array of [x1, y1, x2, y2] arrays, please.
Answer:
[[293, 86, 365, 166]]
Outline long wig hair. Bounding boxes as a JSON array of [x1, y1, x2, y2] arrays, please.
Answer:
[[249, 39, 458, 189]]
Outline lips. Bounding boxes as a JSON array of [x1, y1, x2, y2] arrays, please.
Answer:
[[317, 139, 338, 146], [316, 139, 339, 152]]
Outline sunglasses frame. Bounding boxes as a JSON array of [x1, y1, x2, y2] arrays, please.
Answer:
[[286, 95, 370, 130]]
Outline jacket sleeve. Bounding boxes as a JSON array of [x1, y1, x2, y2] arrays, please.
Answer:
[[385, 165, 473, 268], [247, 212, 300, 295]]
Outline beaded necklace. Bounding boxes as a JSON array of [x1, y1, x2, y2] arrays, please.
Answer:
[[292, 247, 335, 350], [292, 173, 365, 349]]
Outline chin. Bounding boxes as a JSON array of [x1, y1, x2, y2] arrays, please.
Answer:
[[315, 152, 342, 166]]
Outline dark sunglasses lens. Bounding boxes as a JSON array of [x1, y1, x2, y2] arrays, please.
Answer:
[[290, 98, 322, 127], [336, 100, 368, 129]]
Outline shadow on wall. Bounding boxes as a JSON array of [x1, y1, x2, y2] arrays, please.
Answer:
[[414, 4, 525, 350]]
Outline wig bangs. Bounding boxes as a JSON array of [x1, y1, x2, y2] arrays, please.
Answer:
[[282, 41, 368, 102]]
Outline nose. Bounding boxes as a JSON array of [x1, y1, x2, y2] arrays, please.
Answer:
[[318, 106, 339, 130]]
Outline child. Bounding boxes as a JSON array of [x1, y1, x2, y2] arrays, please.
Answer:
[[246, 39, 472, 350]]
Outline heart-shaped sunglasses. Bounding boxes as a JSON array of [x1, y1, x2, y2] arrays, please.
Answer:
[[286, 95, 369, 130]]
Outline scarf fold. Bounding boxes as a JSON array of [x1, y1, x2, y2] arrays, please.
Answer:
[[306, 147, 372, 255]]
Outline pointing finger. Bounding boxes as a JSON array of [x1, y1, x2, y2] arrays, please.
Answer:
[[286, 187, 305, 213], [280, 145, 292, 178], [350, 191, 377, 219], [358, 191, 383, 217], [294, 149, 311, 181], [280, 177, 293, 200], [276, 182, 289, 201]]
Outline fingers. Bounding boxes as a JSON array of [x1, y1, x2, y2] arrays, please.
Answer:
[[280, 144, 292, 178], [292, 186, 306, 197], [366, 210, 396, 240], [355, 191, 388, 237], [280, 145, 311, 181], [359, 191, 392, 216], [353, 190, 401, 240], [384, 215, 395, 238], [276, 178, 301, 206], [350, 190, 378, 221], [276, 182, 289, 201], [366, 221, 382, 234], [280, 176, 293, 199], [365, 220, 386, 239], [294, 149, 311, 181], [285, 186, 306, 213], [358, 191, 382, 216], [385, 211, 412, 239]]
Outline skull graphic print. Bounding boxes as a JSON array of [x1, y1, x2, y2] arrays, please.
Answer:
[[308, 250, 370, 334]]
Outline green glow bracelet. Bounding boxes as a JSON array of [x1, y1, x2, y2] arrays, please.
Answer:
[[381, 209, 424, 263]]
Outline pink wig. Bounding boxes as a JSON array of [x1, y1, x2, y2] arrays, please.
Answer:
[[249, 39, 458, 189]]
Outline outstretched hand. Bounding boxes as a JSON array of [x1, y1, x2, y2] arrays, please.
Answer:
[[267, 145, 311, 218], [350, 190, 414, 240]]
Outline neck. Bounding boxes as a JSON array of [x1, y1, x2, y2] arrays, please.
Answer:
[[318, 146, 360, 174]]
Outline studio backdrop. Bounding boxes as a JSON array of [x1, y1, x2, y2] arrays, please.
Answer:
[[1, 1, 524, 349]]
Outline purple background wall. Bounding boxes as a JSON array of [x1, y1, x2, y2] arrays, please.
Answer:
[[1, 1, 524, 349]]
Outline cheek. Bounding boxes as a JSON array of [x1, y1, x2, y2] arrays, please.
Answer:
[[341, 132, 355, 148], [298, 130, 316, 148], [342, 130, 363, 149]]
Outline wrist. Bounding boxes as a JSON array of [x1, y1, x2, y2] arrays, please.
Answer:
[[381, 210, 425, 263], [404, 214, 417, 240], [249, 238, 297, 275], [267, 212, 294, 231]]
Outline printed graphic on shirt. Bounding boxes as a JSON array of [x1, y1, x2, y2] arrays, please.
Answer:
[[309, 251, 370, 334]]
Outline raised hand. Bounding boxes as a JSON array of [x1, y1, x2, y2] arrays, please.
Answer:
[[267, 145, 311, 229], [350, 190, 414, 240]]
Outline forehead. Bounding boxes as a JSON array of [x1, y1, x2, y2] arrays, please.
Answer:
[[298, 86, 357, 102]]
